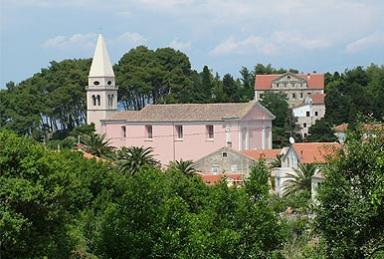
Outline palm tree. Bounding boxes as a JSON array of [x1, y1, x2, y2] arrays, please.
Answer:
[[282, 163, 318, 197], [81, 133, 113, 158], [270, 154, 282, 169], [115, 146, 159, 175], [169, 159, 196, 177]]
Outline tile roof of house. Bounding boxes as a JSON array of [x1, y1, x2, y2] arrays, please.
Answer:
[[105, 101, 274, 122], [198, 173, 243, 185], [334, 123, 384, 133], [334, 123, 349, 132], [293, 93, 326, 109], [291, 142, 341, 164], [255, 73, 324, 90], [311, 93, 326, 104], [242, 149, 281, 160]]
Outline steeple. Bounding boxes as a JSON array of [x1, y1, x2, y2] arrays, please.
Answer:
[[86, 34, 118, 134], [89, 34, 114, 77]]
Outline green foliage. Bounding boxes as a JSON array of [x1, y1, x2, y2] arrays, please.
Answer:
[[0, 130, 121, 257], [168, 159, 196, 177], [307, 118, 337, 142], [115, 146, 159, 175], [245, 160, 270, 200], [260, 92, 301, 147], [325, 64, 384, 125], [283, 164, 318, 197], [0, 59, 90, 137], [81, 133, 113, 158], [315, 123, 384, 258], [0, 131, 285, 258]]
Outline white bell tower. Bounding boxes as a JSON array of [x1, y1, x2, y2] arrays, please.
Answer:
[[86, 34, 118, 133]]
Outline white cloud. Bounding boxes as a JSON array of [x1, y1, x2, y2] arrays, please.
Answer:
[[168, 39, 191, 51], [42, 32, 147, 50], [210, 31, 330, 56], [5, 0, 98, 7], [42, 33, 97, 49], [345, 32, 384, 54], [137, 0, 194, 8], [114, 32, 147, 46]]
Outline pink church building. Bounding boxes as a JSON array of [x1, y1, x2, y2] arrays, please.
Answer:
[[87, 35, 275, 166]]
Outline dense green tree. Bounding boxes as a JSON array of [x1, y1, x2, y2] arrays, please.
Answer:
[[325, 65, 384, 125], [0, 130, 121, 257], [221, 73, 241, 102], [239, 66, 254, 101], [260, 92, 300, 147], [168, 159, 196, 177], [283, 164, 318, 197], [316, 124, 384, 258], [307, 118, 337, 142], [0, 59, 90, 137], [115, 146, 159, 175], [81, 133, 113, 158]]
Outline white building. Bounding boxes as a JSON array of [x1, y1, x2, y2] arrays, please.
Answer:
[[292, 94, 326, 138]]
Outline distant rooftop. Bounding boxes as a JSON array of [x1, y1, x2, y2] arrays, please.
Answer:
[[104, 101, 274, 122], [255, 72, 324, 90], [290, 142, 341, 164], [242, 149, 281, 160]]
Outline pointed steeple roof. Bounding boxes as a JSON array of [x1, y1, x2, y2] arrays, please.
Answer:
[[89, 34, 115, 77]]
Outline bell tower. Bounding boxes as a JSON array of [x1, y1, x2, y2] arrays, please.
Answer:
[[86, 34, 117, 133]]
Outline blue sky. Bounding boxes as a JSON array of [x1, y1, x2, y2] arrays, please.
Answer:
[[1, 0, 383, 87]]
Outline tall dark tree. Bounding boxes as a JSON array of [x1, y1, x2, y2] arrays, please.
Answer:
[[260, 92, 300, 147], [307, 118, 337, 142], [316, 124, 384, 258], [239, 66, 254, 101]]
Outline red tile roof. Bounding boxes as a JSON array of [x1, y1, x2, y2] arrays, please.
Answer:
[[311, 93, 325, 104], [334, 123, 349, 133], [198, 173, 243, 185], [292, 142, 341, 164], [334, 123, 384, 133], [242, 149, 281, 160], [255, 73, 324, 90]]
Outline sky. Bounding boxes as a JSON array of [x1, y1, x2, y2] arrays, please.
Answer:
[[1, 0, 384, 87]]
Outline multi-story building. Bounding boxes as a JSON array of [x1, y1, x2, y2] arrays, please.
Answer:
[[86, 35, 275, 166], [254, 72, 326, 138], [292, 94, 326, 137], [254, 72, 325, 107]]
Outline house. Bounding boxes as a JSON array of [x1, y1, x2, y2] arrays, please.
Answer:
[[334, 123, 383, 143], [254, 72, 326, 138], [254, 72, 325, 108], [86, 35, 275, 166], [292, 94, 326, 138], [273, 142, 341, 197], [194, 146, 281, 186]]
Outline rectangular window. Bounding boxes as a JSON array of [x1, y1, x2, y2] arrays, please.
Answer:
[[306, 111, 310, 117], [300, 92, 303, 98], [211, 166, 219, 174], [146, 125, 152, 139], [121, 126, 126, 138], [303, 123, 307, 128], [175, 125, 183, 139], [206, 125, 214, 139], [292, 93, 296, 99], [315, 111, 318, 116]]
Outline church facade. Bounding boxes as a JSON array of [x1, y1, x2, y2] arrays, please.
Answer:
[[87, 35, 275, 166]]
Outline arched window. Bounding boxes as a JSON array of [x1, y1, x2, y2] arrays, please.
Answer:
[[97, 95, 101, 106], [92, 95, 96, 106]]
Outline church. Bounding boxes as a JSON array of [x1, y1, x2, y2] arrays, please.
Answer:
[[86, 35, 275, 165]]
